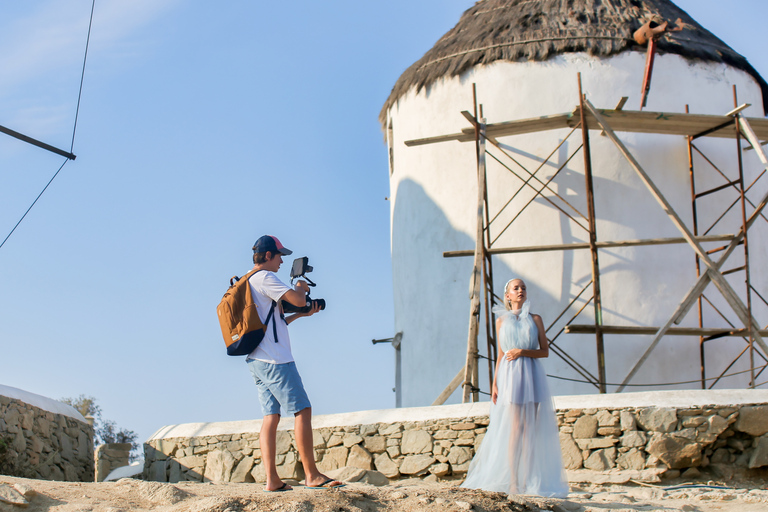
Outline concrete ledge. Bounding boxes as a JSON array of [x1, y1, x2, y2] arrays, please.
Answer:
[[148, 389, 768, 441], [0, 383, 86, 423]]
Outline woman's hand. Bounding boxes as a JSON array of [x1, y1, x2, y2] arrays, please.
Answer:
[[505, 348, 523, 361], [491, 382, 498, 404]]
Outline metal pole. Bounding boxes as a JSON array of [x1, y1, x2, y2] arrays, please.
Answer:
[[734, 86, 756, 387], [686, 104, 706, 389], [578, 73, 606, 393]]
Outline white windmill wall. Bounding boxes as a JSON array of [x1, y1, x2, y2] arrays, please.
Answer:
[[386, 51, 768, 407]]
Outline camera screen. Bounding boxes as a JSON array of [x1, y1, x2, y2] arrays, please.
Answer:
[[291, 257, 309, 279]]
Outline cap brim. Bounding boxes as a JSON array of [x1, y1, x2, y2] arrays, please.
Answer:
[[279, 248, 293, 255]]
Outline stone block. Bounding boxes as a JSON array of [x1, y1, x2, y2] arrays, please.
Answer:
[[447, 446, 472, 466], [204, 450, 236, 483], [363, 435, 386, 453], [597, 427, 622, 437], [231, 457, 255, 483], [379, 423, 403, 436], [327, 434, 343, 447], [148, 460, 168, 482], [359, 470, 389, 486], [400, 454, 436, 475], [575, 437, 617, 450], [277, 458, 304, 481], [636, 408, 677, 433], [374, 452, 400, 478], [734, 406, 768, 436], [275, 431, 292, 455], [327, 466, 367, 483], [621, 431, 646, 448], [682, 416, 707, 428], [430, 463, 451, 477], [646, 434, 702, 469], [584, 448, 616, 471], [313, 430, 326, 449], [573, 415, 598, 438], [318, 446, 348, 472], [617, 448, 645, 471], [596, 410, 619, 427], [710, 448, 732, 464], [343, 433, 364, 448], [559, 433, 582, 470], [0, 483, 28, 507], [347, 444, 373, 470], [251, 463, 266, 483], [401, 429, 433, 454], [433, 430, 458, 440], [749, 436, 768, 468], [450, 422, 477, 431]]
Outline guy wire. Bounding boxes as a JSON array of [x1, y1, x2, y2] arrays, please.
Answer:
[[0, 0, 96, 251]]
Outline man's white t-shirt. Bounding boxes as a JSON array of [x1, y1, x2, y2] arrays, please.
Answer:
[[247, 270, 294, 364]]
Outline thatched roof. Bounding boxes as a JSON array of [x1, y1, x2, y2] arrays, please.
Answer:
[[380, 0, 768, 125]]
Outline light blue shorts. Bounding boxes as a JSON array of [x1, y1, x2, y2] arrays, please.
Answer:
[[247, 360, 311, 416]]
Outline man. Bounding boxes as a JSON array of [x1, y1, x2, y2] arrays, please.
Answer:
[[247, 235, 343, 491]]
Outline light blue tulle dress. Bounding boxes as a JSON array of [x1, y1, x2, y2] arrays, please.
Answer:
[[462, 300, 568, 498]]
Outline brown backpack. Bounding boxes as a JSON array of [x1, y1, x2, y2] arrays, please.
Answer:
[[217, 269, 277, 356]]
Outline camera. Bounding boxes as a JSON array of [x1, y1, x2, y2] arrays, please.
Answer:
[[281, 256, 326, 313]]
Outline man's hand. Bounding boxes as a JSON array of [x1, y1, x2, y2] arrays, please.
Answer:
[[294, 280, 310, 294], [304, 301, 321, 317]]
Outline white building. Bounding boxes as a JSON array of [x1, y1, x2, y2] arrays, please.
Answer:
[[380, 0, 768, 407]]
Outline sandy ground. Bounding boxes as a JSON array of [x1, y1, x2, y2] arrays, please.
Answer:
[[1, 475, 768, 512]]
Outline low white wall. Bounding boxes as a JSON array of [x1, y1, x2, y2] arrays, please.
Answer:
[[144, 389, 768, 484]]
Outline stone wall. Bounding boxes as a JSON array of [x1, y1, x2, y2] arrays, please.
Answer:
[[94, 443, 132, 482], [143, 390, 768, 485], [0, 389, 93, 481]]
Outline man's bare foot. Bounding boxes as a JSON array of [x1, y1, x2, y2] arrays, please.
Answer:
[[264, 481, 292, 492], [305, 475, 344, 488]]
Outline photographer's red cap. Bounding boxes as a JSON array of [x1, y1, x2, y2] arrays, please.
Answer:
[[253, 235, 293, 255]]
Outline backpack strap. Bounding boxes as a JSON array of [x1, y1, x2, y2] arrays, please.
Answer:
[[264, 300, 279, 343], [250, 269, 281, 344]]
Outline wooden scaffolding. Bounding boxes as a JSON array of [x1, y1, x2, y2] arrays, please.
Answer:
[[406, 77, 768, 403]]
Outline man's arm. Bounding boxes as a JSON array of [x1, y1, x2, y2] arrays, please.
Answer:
[[285, 302, 321, 324], [281, 280, 311, 307]]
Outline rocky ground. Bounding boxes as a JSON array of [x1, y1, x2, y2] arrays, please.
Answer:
[[1, 474, 768, 512]]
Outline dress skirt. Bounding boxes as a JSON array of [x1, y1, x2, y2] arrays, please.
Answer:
[[461, 355, 569, 497]]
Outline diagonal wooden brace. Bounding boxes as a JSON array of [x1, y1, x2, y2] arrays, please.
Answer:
[[583, 101, 768, 389]]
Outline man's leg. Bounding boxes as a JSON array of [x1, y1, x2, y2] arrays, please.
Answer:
[[294, 408, 342, 487], [261, 413, 290, 491]]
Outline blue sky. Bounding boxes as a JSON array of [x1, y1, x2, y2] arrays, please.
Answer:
[[1, 0, 766, 446]]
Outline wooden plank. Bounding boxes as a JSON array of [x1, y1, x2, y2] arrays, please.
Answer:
[[443, 235, 735, 258], [403, 108, 768, 147], [565, 325, 768, 337], [432, 367, 465, 406]]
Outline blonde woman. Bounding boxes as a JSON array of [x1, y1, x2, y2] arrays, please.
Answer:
[[462, 279, 568, 497]]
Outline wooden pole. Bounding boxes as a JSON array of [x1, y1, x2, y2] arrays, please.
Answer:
[[578, 75, 606, 393], [463, 90, 486, 403]]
